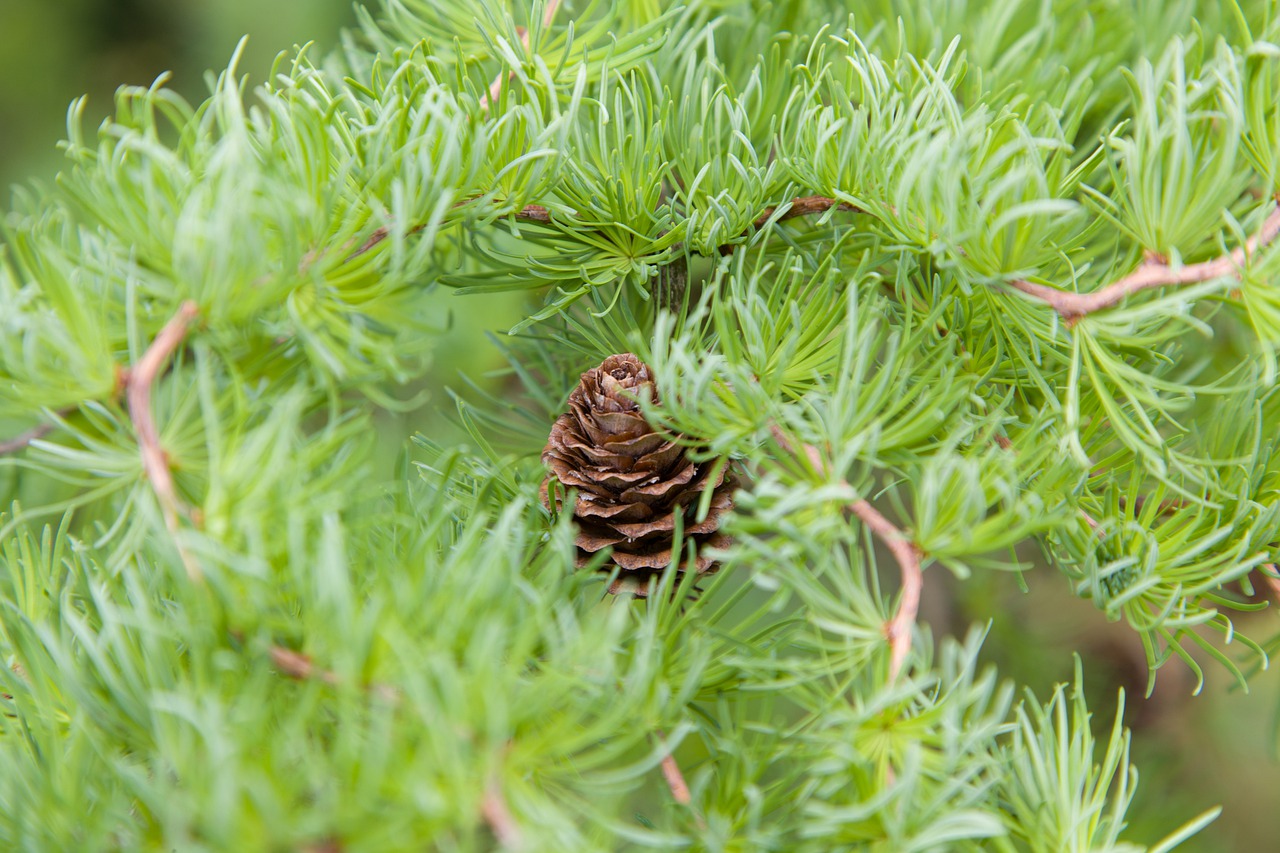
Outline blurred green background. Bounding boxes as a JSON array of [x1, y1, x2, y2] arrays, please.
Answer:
[[0, 1, 1277, 848], [0, 0, 356, 191]]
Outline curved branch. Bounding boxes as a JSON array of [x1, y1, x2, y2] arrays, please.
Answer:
[[481, 780, 523, 850], [850, 499, 924, 682], [1009, 203, 1280, 321], [769, 426, 923, 680], [126, 301, 201, 579]]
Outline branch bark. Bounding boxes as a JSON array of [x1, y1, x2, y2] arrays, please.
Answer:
[[0, 422, 56, 457], [481, 780, 523, 850], [660, 753, 692, 807], [769, 426, 923, 680], [126, 301, 201, 579], [850, 499, 924, 682], [719, 196, 861, 255], [269, 644, 401, 703], [1009, 203, 1280, 322], [344, 204, 552, 262], [654, 730, 704, 829]]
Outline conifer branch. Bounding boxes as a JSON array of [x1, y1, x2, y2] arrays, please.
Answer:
[[659, 753, 692, 806], [1008, 202, 1280, 321], [481, 781, 523, 850], [0, 422, 56, 457], [268, 645, 401, 703], [718, 196, 861, 255], [850, 499, 924, 682], [769, 426, 923, 680], [269, 645, 342, 685], [751, 195, 861, 229], [344, 205, 553, 262], [126, 301, 201, 580], [654, 731, 704, 830], [300, 839, 344, 853]]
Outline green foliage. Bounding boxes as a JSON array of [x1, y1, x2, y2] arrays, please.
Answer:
[[3, 0, 1280, 849]]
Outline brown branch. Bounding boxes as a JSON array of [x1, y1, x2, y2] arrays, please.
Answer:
[[0, 421, 56, 456], [753, 195, 861, 229], [720, 196, 861, 256], [270, 645, 341, 686], [660, 753, 692, 806], [345, 192, 847, 267], [514, 203, 551, 223], [481, 780, 523, 850], [126, 301, 201, 580], [269, 644, 401, 703], [344, 204, 552, 263], [849, 499, 924, 682], [653, 731, 704, 830], [1009, 203, 1280, 322], [769, 426, 923, 680]]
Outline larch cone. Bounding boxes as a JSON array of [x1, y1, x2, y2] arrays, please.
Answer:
[[540, 354, 733, 595]]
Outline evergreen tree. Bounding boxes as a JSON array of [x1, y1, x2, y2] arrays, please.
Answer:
[[2, 1, 1279, 849]]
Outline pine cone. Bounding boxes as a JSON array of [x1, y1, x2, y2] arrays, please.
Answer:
[[541, 354, 732, 595]]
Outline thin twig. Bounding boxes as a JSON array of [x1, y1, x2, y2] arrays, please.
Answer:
[[481, 780, 524, 850], [269, 645, 341, 686], [850, 499, 924, 682], [481, 0, 562, 113], [660, 753, 692, 806], [344, 204, 553, 263], [769, 426, 923, 680], [269, 644, 401, 703], [0, 422, 56, 456], [126, 301, 201, 580], [654, 731, 704, 830], [1009, 203, 1280, 321], [752, 195, 861, 229], [720, 195, 861, 255]]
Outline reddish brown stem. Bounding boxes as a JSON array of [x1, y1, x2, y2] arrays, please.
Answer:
[[0, 422, 56, 456], [769, 426, 923, 680], [753, 195, 861, 229], [126, 301, 201, 579], [481, 780, 523, 850], [345, 204, 553, 262], [850, 499, 924, 681], [1009, 203, 1280, 321], [269, 646, 341, 686], [720, 196, 861, 255], [660, 753, 692, 806], [269, 644, 400, 703], [654, 732, 704, 830]]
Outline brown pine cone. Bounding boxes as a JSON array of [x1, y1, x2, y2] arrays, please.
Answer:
[[541, 353, 733, 595]]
